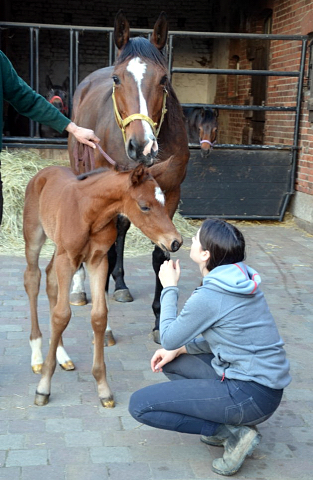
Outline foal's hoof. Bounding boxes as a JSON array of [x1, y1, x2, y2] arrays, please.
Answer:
[[100, 396, 115, 408], [34, 391, 50, 406], [113, 289, 133, 303], [59, 360, 75, 371], [153, 330, 161, 345], [70, 292, 87, 306], [32, 364, 43, 374], [105, 331, 116, 347]]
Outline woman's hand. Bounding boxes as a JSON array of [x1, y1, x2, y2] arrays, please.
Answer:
[[66, 122, 100, 148], [158, 259, 181, 288], [151, 346, 186, 372]]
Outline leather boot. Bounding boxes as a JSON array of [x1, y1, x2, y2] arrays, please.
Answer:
[[200, 425, 230, 447], [212, 425, 261, 476]]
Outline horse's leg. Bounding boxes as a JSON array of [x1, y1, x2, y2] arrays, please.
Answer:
[[111, 215, 133, 303], [151, 191, 180, 344], [152, 245, 169, 344], [69, 264, 87, 306], [87, 254, 114, 408], [34, 255, 74, 406], [46, 255, 75, 371], [24, 223, 47, 374]]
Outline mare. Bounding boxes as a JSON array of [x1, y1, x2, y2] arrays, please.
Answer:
[[40, 75, 69, 138], [23, 163, 182, 407], [68, 10, 190, 344], [182, 106, 218, 156]]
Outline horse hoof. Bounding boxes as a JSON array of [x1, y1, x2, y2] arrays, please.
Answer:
[[59, 360, 75, 371], [100, 396, 115, 408], [105, 331, 116, 347], [153, 330, 161, 344], [70, 292, 87, 306], [34, 391, 50, 406], [32, 364, 43, 374], [113, 289, 134, 303]]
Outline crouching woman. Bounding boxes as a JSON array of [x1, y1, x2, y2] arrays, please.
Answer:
[[129, 218, 291, 476]]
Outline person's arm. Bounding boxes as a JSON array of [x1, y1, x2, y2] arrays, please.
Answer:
[[150, 346, 187, 372], [1, 52, 99, 147]]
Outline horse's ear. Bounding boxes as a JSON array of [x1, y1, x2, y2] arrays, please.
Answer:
[[114, 9, 130, 52], [214, 108, 219, 118], [63, 76, 69, 91], [130, 164, 149, 186], [46, 75, 53, 90], [150, 12, 168, 50]]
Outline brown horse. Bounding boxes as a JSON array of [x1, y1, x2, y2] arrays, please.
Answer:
[[23, 163, 182, 407], [40, 75, 69, 138], [68, 10, 190, 344], [183, 106, 218, 157]]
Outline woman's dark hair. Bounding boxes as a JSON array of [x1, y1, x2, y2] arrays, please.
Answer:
[[199, 218, 245, 271]]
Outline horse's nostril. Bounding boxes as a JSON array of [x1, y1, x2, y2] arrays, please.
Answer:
[[171, 240, 182, 252]]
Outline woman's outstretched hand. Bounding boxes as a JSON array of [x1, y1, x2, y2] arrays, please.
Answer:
[[151, 346, 186, 372], [158, 259, 181, 288]]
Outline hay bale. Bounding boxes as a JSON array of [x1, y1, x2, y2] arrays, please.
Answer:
[[0, 149, 198, 257]]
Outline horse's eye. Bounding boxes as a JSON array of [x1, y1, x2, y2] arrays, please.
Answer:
[[139, 204, 150, 212], [112, 75, 120, 85], [160, 75, 167, 86]]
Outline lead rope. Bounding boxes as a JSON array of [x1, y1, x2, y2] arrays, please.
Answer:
[[73, 142, 117, 173]]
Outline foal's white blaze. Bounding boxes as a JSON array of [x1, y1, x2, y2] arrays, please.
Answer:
[[30, 338, 43, 366], [155, 186, 165, 206], [127, 57, 158, 149]]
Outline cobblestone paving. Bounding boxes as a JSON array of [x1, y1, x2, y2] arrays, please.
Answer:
[[0, 223, 313, 479]]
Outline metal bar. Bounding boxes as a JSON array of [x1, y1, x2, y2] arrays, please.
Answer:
[[69, 29, 74, 119], [35, 28, 40, 137], [109, 31, 114, 66], [168, 35, 174, 82], [75, 30, 79, 89], [182, 214, 281, 220], [182, 103, 296, 112], [29, 27, 34, 137], [0, 21, 308, 40], [172, 67, 300, 77], [280, 38, 308, 221], [188, 143, 295, 150]]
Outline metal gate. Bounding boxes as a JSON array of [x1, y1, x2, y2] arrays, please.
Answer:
[[0, 22, 308, 220]]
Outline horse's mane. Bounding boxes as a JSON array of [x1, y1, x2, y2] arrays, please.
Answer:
[[115, 37, 167, 69]]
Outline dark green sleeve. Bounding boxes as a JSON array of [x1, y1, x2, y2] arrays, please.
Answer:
[[1, 51, 70, 133]]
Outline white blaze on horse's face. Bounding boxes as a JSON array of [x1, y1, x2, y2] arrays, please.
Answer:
[[126, 57, 158, 156], [155, 186, 165, 206]]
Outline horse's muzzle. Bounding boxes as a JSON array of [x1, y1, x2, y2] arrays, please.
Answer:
[[160, 239, 183, 253]]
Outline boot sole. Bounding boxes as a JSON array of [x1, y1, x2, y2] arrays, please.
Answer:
[[200, 435, 224, 447], [212, 432, 261, 476]]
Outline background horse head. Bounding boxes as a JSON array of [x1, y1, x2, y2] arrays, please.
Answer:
[[183, 106, 218, 157], [40, 75, 69, 138]]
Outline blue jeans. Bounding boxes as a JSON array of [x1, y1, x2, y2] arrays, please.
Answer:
[[128, 354, 283, 436]]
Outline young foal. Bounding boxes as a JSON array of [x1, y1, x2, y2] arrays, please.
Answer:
[[23, 164, 182, 407]]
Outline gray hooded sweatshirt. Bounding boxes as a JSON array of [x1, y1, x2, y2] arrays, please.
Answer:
[[160, 262, 291, 390]]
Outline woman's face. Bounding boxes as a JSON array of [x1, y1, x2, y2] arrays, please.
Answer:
[[190, 228, 210, 274]]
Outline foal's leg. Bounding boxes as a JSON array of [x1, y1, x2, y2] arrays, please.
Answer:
[[35, 254, 74, 406], [87, 254, 114, 408], [46, 255, 75, 371], [69, 264, 87, 306], [111, 215, 133, 302], [24, 225, 47, 373]]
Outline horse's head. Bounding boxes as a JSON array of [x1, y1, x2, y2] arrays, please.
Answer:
[[112, 10, 169, 167], [124, 164, 183, 253], [198, 108, 218, 157], [45, 75, 69, 116]]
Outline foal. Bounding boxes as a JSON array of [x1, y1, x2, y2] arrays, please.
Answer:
[[23, 164, 182, 407]]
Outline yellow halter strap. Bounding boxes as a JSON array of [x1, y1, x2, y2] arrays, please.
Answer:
[[112, 84, 168, 143]]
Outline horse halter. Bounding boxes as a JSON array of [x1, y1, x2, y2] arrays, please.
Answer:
[[49, 95, 68, 115], [200, 139, 216, 147], [112, 83, 168, 143]]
